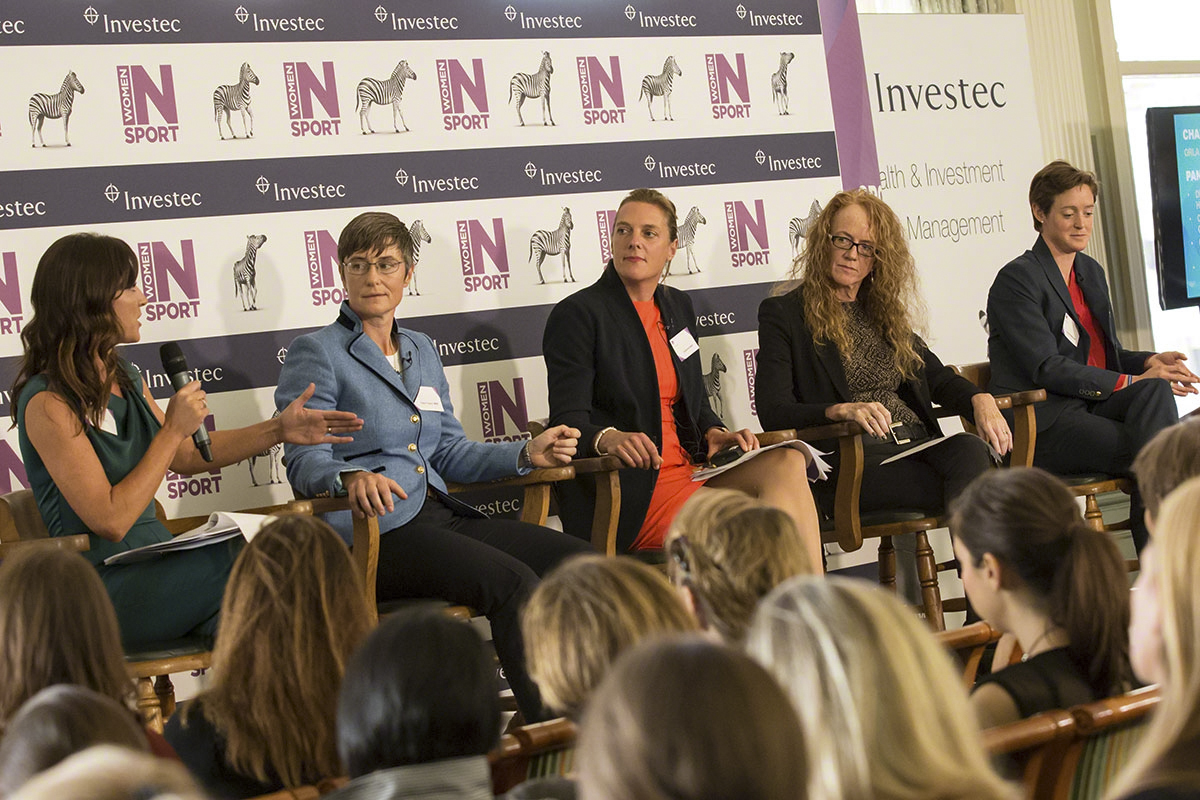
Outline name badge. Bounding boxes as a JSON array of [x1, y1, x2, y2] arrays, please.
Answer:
[[669, 329, 700, 361], [99, 408, 118, 436], [1062, 314, 1080, 347], [415, 386, 444, 412]]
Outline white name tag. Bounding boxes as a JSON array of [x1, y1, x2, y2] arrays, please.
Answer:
[[414, 385, 445, 412], [99, 408, 118, 436], [670, 329, 700, 361], [1062, 314, 1080, 347]]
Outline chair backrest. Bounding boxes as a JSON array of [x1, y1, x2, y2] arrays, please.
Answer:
[[953, 361, 992, 390], [984, 708, 1078, 799], [1058, 686, 1160, 800], [935, 621, 1004, 690], [247, 777, 347, 800], [0, 489, 50, 543], [489, 717, 578, 794]]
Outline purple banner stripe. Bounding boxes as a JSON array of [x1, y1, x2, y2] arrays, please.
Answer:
[[818, 0, 879, 190]]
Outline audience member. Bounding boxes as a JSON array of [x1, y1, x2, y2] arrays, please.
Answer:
[[950, 468, 1132, 728], [0, 685, 148, 797], [544, 187, 821, 564], [577, 637, 808, 800], [0, 547, 134, 732], [747, 576, 1015, 800], [1110, 476, 1200, 800], [165, 516, 372, 799], [7, 746, 208, 800], [328, 609, 499, 800], [664, 488, 814, 643], [521, 554, 696, 719], [12, 232, 361, 647], [1131, 417, 1200, 532]]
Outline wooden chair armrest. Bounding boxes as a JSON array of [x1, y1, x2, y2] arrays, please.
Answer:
[[290, 496, 379, 623], [445, 466, 575, 493], [755, 429, 797, 447], [571, 455, 626, 474], [0, 535, 90, 559], [793, 421, 862, 441]]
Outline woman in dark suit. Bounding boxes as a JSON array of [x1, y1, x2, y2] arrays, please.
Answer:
[[543, 189, 821, 566], [756, 190, 1009, 596], [987, 160, 1196, 552]]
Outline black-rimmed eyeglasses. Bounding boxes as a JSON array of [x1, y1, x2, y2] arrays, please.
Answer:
[[829, 234, 878, 259]]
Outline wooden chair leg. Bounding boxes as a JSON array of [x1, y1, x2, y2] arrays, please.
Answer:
[[915, 532, 945, 632], [1082, 495, 1105, 532], [136, 676, 165, 734], [154, 674, 177, 721], [878, 536, 896, 592]]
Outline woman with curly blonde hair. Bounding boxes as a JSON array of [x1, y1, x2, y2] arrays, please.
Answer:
[[756, 189, 1010, 598]]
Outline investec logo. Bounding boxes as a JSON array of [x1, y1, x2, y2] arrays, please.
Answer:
[[117, 65, 180, 143], [458, 218, 509, 292], [577, 56, 626, 125], [477, 378, 532, 443], [166, 419, 221, 497], [743, 348, 758, 416], [284, 61, 341, 137], [437, 58, 490, 131], [0, 441, 29, 494], [0, 253, 24, 335], [724, 200, 770, 267], [84, 6, 181, 34], [595, 209, 616, 263], [706, 53, 751, 119], [305, 230, 346, 307], [138, 240, 201, 321]]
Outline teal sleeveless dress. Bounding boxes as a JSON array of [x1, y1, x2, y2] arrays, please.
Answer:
[[16, 362, 236, 647]]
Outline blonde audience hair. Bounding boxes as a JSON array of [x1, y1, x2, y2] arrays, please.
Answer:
[[1108, 476, 1200, 798], [182, 515, 372, 788], [521, 554, 697, 718], [746, 576, 1016, 800], [1131, 417, 1200, 520], [665, 488, 814, 643], [577, 636, 809, 800], [0, 548, 133, 732], [7, 746, 208, 800]]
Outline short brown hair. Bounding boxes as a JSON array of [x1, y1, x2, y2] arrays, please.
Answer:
[[1133, 419, 1200, 519], [0, 548, 132, 731], [617, 188, 678, 242], [521, 555, 696, 717], [1029, 160, 1099, 231], [337, 211, 415, 270]]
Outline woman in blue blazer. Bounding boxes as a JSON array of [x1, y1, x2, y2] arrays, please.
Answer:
[[987, 161, 1197, 551], [275, 212, 590, 722]]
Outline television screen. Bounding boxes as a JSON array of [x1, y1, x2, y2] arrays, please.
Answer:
[[1147, 105, 1200, 310]]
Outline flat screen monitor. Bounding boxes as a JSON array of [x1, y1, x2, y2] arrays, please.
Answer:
[[1147, 105, 1200, 310]]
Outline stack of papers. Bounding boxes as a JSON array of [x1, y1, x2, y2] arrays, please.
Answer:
[[103, 511, 277, 566], [691, 440, 831, 482]]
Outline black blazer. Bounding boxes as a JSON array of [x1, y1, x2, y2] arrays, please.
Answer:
[[543, 264, 724, 551], [756, 286, 982, 451], [987, 236, 1153, 431]]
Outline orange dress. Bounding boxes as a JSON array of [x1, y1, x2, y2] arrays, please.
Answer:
[[631, 300, 705, 551]]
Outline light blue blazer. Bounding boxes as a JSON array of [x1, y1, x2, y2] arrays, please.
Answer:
[[275, 303, 528, 543]]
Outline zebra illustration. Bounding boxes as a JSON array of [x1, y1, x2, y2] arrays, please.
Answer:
[[789, 199, 822, 256], [405, 219, 432, 297], [639, 56, 682, 122], [665, 206, 706, 277], [771, 52, 795, 115], [248, 412, 283, 486], [233, 234, 267, 311], [529, 208, 574, 285], [213, 62, 259, 140], [28, 71, 85, 148], [510, 51, 555, 127], [356, 60, 417, 134], [702, 353, 728, 419]]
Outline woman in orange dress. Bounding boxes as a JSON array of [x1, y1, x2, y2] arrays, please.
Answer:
[[543, 188, 821, 565]]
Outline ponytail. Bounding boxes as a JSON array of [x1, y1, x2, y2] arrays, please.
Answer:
[[1052, 522, 1132, 697]]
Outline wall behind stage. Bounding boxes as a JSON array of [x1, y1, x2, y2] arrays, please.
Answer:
[[0, 0, 866, 518]]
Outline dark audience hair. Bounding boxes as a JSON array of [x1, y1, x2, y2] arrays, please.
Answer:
[[1132, 418, 1200, 520], [337, 608, 500, 778], [0, 547, 133, 731], [0, 685, 148, 797], [11, 232, 139, 429], [336, 211, 415, 270], [950, 467, 1132, 697], [577, 636, 808, 800], [1028, 160, 1099, 231], [185, 515, 372, 788]]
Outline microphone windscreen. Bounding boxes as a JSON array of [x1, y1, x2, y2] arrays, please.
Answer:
[[159, 341, 187, 374]]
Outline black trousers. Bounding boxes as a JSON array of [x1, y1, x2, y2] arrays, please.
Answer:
[[1033, 378, 1179, 552], [374, 495, 592, 722]]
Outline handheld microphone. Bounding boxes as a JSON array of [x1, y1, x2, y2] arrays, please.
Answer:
[[159, 342, 214, 462]]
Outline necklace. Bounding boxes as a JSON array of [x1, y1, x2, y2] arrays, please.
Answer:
[[1021, 626, 1059, 662]]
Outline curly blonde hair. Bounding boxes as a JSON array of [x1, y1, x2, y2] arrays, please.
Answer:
[[783, 190, 927, 380]]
